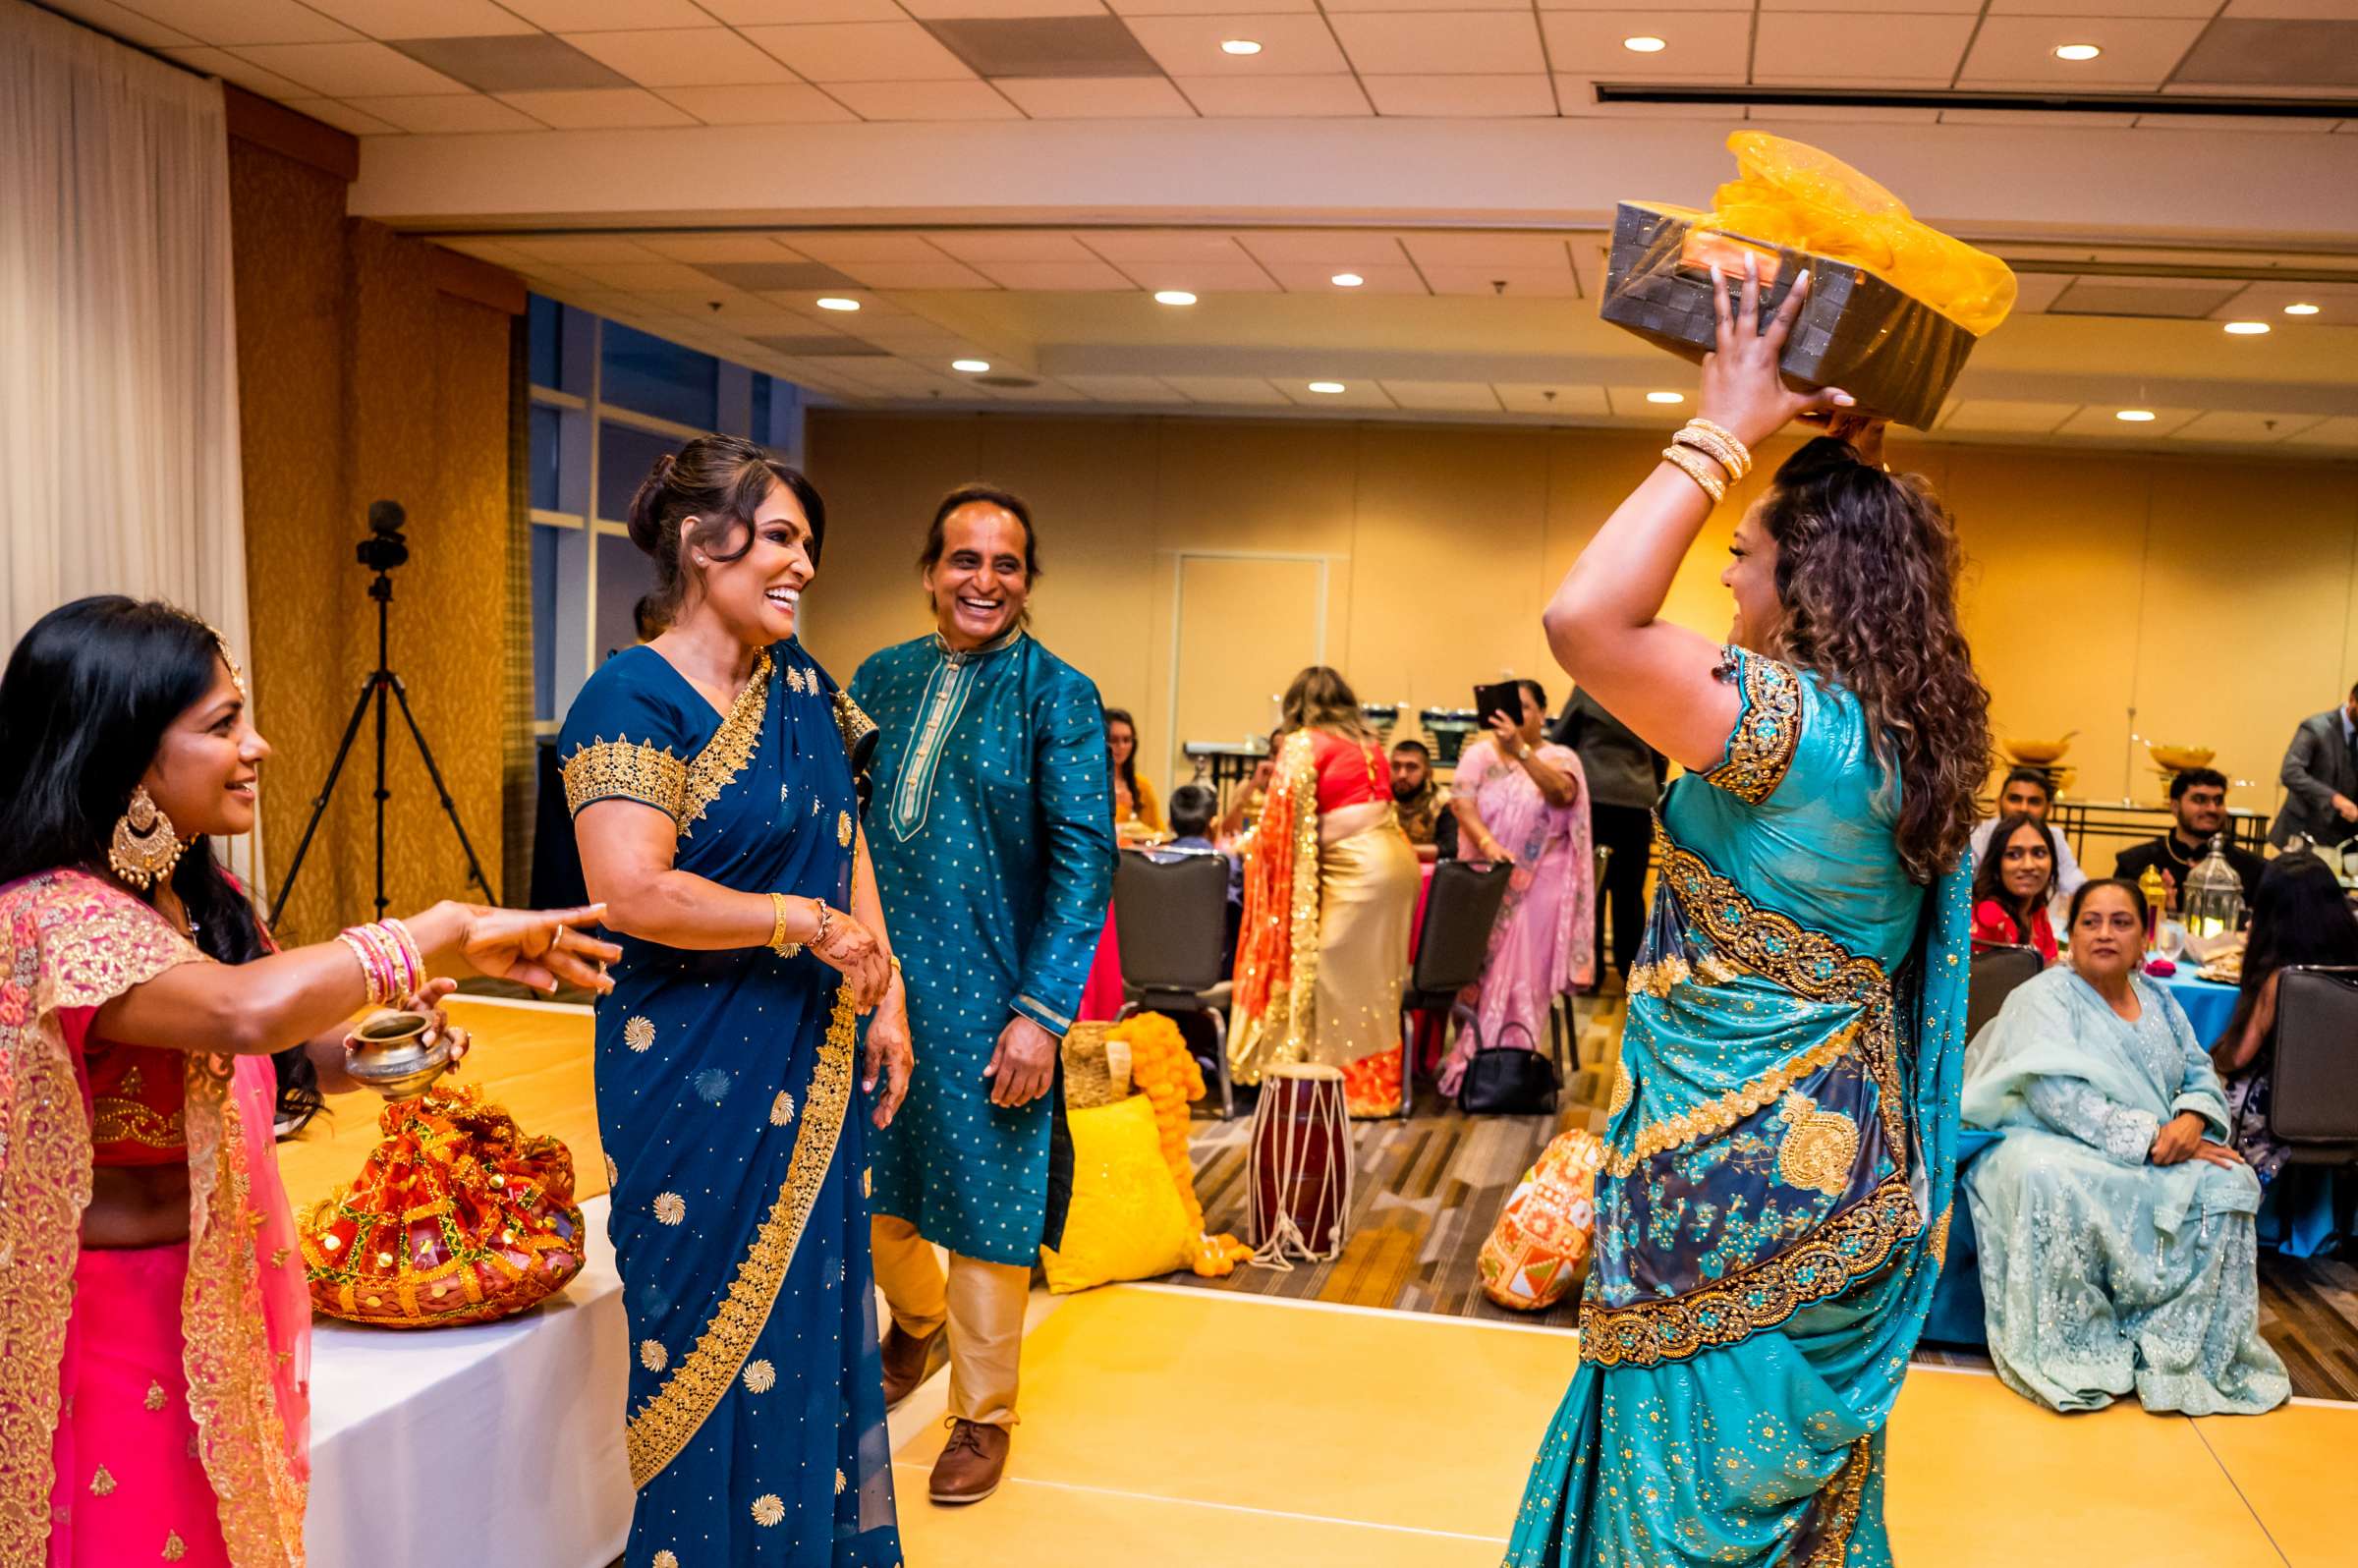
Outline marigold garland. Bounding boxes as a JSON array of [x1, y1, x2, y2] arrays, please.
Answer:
[[1106, 1012, 1253, 1276]]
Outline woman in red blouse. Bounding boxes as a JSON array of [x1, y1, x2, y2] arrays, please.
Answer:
[[1228, 666, 1420, 1115], [1971, 812, 2060, 964]]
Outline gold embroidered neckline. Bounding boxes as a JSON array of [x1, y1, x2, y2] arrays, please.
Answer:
[[677, 651, 772, 835]]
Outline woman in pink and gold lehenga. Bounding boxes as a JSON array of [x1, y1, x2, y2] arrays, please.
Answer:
[[1228, 666, 1420, 1117], [0, 596, 619, 1567]]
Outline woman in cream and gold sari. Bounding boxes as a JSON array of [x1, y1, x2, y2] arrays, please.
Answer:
[[1228, 666, 1419, 1117]]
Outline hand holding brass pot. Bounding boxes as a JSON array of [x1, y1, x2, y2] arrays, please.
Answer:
[[345, 1005, 469, 1101]]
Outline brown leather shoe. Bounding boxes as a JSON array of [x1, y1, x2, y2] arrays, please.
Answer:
[[928, 1419, 1010, 1505], [878, 1320, 946, 1407]]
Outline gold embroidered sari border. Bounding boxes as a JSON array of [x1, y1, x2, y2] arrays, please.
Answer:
[[1702, 646, 1802, 806], [625, 984, 857, 1488], [678, 651, 772, 836], [1577, 1172, 1921, 1370], [1654, 829, 1890, 1006], [1602, 1023, 1859, 1180]]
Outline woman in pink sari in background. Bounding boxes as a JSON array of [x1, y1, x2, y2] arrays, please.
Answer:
[[1442, 679, 1595, 1094], [0, 597, 617, 1567]]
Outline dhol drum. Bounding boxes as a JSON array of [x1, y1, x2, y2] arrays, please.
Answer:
[[1247, 1062, 1355, 1267]]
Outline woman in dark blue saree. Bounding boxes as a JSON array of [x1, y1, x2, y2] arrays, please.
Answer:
[[562, 437, 912, 1568]]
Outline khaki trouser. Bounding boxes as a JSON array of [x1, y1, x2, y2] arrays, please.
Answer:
[[870, 1214, 1029, 1428]]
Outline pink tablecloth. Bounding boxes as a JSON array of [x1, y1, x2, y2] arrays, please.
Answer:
[[1080, 862, 1437, 1025]]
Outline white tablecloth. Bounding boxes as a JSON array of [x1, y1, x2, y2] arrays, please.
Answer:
[[308, 1196, 632, 1568]]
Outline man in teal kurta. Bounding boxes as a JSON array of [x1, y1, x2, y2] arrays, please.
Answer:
[[852, 484, 1115, 1505]]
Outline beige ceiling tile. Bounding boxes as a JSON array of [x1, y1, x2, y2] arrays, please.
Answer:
[[1265, 261, 1430, 293], [1381, 380, 1505, 411], [499, 0, 717, 26], [636, 235, 804, 262], [1421, 264, 1582, 297], [1959, 17, 2207, 90], [1236, 233, 1408, 266], [38, 1, 197, 49], [348, 91, 548, 131], [1758, 0, 1977, 10], [1158, 376, 1294, 404], [1062, 374, 1191, 401], [1986, 0, 2218, 13], [1494, 383, 1610, 415], [658, 84, 860, 120], [1602, 385, 1698, 416], [117, 0, 359, 45], [792, 234, 948, 261], [739, 22, 979, 81], [301, 0, 538, 37], [1325, 0, 1534, 9], [1104, 0, 1316, 13], [1400, 233, 1573, 268], [900, 0, 1108, 14], [1330, 12, 1545, 74], [1276, 379, 1397, 409], [930, 232, 1101, 262], [1751, 103, 1942, 122], [2212, 279, 2358, 316], [505, 235, 666, 260], [493, 87, 701, 126], [1363, 74, 1558, 115], [1537, 0, 1755, 9], [2051, 405, 2201, 437], [2282, 416, 2358, 448], [827, 260, 998, 288], [1755, 14, 1978, 83], [1172, 75, 1373, 114], [1998, 273, 2075, 312], [1105, 258, 1282, 291], [2222, 0, 2358, 13], [564, 29, 802, 85], [1937, 400, 2081, 434], [824, 80, 1020, 117], [2134, 112, 2344, 131], [993, 77, 1199, 116], [236, 41, 473, 95], [1554, 75, 1744, 112], [571, 260, 732, 288], [2170, 411, 2325, 443], [1123, 16, 1350, 76], [1937, 107, 2136, 126], [703, 0, 906, 20], [159, 46, 317, 99], [964, 258, 1136, 288], [1078, 231, 1254, 262], [280, 97, 407, 133], [1539, 14, 1751, 77]]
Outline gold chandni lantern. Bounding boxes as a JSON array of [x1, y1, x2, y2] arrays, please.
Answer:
[[2181, 837, 2247, 942]]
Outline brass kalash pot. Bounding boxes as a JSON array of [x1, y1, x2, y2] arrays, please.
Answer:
[[298, 1011, 587, 1327]]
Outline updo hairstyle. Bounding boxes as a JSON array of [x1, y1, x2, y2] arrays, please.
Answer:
[[627, 435, 826, 619]]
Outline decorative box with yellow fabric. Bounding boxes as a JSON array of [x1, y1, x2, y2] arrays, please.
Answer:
[[1477, 1128, 1606, 1312], [299, 1082, 587, 1327], [1600, 132, 2018, 428]]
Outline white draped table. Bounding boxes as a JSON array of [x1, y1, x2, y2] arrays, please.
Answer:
[[307, 1195, 633, 1568]]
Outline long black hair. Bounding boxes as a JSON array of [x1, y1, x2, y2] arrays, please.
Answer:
[[1969, 812, 2057, 943], [1104, 706, 1143, 812], [0, 596, 322, 1128], [2221, 853, 2358, 1051]]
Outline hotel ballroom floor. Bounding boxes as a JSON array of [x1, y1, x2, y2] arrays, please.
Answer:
[[278, 997, 2357, 1567]]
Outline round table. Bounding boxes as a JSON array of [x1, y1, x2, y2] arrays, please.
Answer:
[[2156, 964, 2239, 1044]]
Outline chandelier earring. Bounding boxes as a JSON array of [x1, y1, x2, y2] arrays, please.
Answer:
[[109, 785, 186, 891]]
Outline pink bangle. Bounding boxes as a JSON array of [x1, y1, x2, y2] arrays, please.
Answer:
[[383, 918, 423, 997], [338, 928, 390, 1006]]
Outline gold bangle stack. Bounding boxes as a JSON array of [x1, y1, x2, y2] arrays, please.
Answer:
[[767, 891, 802, 958], [810, 898, 833, 953], [1661, 417, 1754, 505]]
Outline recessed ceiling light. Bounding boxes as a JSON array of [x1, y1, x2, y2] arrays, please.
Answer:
[[952, 359, 990, 372], [1308, 381, 1346, 395], [1622, 35, 1667, 54], [2284, 303, 2321, 315], [2115, 409, 2157, 422], [2222, 321, 2270, 336], [1153, 289, 1197, 307], [1645, 391, 1685, 405], [1331, 272, 1364, 288], [815, 297, 860, 312], [1220, 38, 1262, 55], [2053, 43, 2102, 61]]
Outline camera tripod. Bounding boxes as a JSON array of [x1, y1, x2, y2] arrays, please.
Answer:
[[270, 502, 492, 928]]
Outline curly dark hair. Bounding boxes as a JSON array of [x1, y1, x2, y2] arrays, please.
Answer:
[[1759, 436, 1992, 885]]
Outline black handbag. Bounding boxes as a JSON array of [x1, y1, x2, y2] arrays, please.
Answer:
[[1456, 1021, 1559, 1116]]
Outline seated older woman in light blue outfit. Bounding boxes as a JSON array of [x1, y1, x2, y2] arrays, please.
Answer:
[[1961, 877, 2289, 1417]]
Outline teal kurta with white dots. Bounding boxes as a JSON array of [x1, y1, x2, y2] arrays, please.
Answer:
[[852, 630, 1117, 1264]]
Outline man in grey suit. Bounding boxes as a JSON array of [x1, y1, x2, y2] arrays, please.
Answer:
[[2274, 681, 2358, 849]]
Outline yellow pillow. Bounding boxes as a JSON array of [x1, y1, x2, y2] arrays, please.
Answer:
[[1040, 1093, 1195, 1294]]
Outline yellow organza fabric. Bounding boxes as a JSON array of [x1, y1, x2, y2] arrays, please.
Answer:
[[1673, 132, 2017, 336]]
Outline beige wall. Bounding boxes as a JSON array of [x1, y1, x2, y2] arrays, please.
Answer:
[[803, 410, 2358, 826]]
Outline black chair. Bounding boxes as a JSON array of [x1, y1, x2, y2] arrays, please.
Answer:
[[1964, 944, 2044, 1043], [2267, 965, 2358, 1165], [1398, 860, 1513, 1112], [1111, 848, 1237, 1118]]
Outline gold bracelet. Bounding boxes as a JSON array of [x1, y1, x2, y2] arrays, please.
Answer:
[[1685, 418, 1753, 478], [1661, 444, 1727, 505], [1672, 423, 1748, 483], [810, 897, 833, 954], [767, 891, 802, 958]]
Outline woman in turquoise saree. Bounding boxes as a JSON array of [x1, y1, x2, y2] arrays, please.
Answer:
[[1506, 262, 1991, 1565], [563, 438, 911, 1568]]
